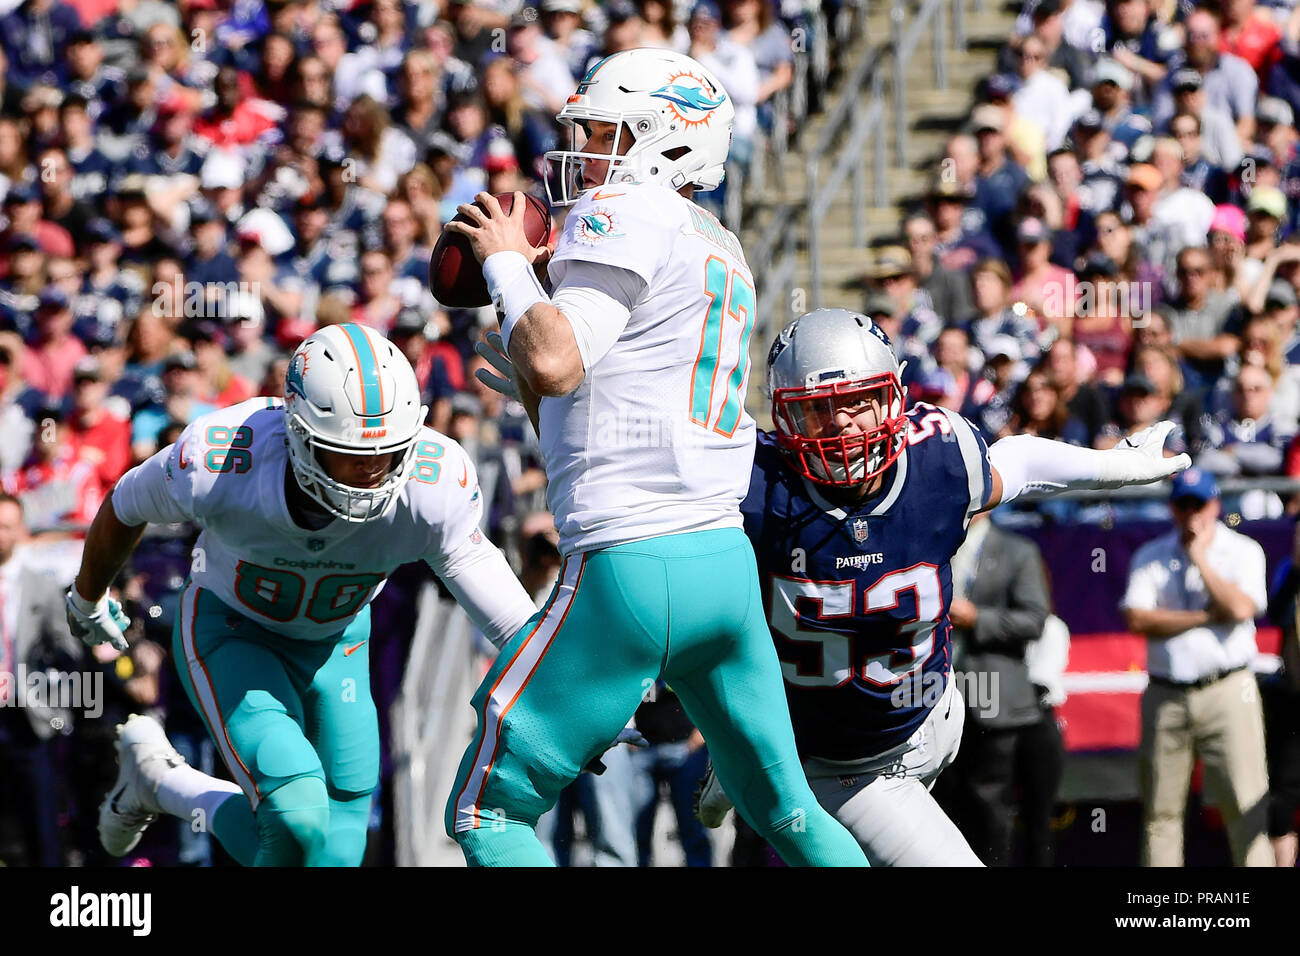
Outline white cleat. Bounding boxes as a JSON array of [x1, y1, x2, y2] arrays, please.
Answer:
[[693, 761, 734, 829], [98, 714, 186, 857]]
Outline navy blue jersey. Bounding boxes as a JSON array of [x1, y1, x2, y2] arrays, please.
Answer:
[[741, 403, 994, 761]]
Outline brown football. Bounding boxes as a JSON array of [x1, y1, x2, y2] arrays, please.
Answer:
[[428, 192, 552, 308]]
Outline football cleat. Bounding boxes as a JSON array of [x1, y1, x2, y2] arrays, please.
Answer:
[[98, 714, 186, 857], [693, 760, 733, 829]]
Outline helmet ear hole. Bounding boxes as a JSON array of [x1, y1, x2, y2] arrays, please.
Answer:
[[662, 146, 690, 161]]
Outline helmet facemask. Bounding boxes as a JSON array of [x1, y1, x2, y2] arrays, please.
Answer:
[[284, 411, 423, 523], [772, 373, 908, 488], [546, 114, 674, 206]]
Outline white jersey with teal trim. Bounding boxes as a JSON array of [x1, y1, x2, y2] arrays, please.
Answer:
[[111, 397, 529, 643], [544, 181, 758, 555]]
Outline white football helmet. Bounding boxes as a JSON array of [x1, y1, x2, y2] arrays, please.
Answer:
[[283, 323, 427, 522], [767, 309, 909, 487], [544, 48, 735, 206]]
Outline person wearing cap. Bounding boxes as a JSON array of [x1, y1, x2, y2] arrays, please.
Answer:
[[867, 245, 944, 350], [129, 350, 218, 461], [1168, 68, 1244, 172], [904, 211, 974, 325], [1122, 467, 1272, 866], [1010, 215, 1074, 325], [976, 72, 1047, 182], [1256, 97, 1297, 182], [1074, 113, 1126, 215], [1246, 184, 1287, 245], [1091, 56, 1151, 156], [970, 104, 1030, 256], [1204, 202, 1255, 306], [540, 0, 599, 80], [2, 180, 74, 260], [67, 357, 132, 489], [1094, 368, 1180, 457], [180, 318, 256, 409], [971, 333, 1027, 439], [126, 85, 205, 185], [927, 164, 1001, 273], [1152, 10, 1257, 148], [1011, 33, 1075, 152], [20, 288, 86, 400], [390, 308, 460, 434], [77, 220, 143, 343]]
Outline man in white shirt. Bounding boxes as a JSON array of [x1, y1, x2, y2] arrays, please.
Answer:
[[1011, 34, 1079, 151], [1122, 468, 1272, 866]]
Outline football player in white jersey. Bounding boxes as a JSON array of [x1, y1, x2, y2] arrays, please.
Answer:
[[439, 48, 868, 866], [66, 322, 537, 866]]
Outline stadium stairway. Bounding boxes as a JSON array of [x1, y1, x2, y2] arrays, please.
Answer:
[[740, 0, 1019, 340]]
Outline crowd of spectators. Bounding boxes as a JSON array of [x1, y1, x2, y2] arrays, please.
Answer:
[[868, 0, 1300, 520]]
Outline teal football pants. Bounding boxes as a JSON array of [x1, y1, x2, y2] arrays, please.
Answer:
[[172, 583, 378, 866], [446, 528, 867, 866]]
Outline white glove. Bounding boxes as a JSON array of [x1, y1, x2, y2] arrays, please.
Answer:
[[473, 332, 521, 402], [65, 588, 130, 652], [1097, 421, 1192, 489], [693, 761, 733, 828]]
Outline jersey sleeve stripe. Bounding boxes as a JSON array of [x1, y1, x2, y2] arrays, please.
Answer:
[[178, 582, 261, 809], [944, 409, 989, 521]]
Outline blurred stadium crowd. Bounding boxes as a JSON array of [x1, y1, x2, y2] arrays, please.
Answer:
[[879, 0, 1300, 523]]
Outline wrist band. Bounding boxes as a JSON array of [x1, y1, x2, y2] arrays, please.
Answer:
[[483, 251, 549, 351]]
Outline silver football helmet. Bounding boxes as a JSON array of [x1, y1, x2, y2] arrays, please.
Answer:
[[767, 308, 908, 487]]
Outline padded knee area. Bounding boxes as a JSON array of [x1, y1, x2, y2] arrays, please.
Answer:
[[255, 777, 330, 866]]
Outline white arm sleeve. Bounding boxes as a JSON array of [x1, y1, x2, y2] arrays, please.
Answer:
[[433, 538, 537, 651], [988, 435, 1103, 503], [990, 424, 1190, 503], [551, 259, 645, 371]]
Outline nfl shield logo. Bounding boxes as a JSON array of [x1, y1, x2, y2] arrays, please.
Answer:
[[852, 519, 869, 544], [307, 538, 325, 552]]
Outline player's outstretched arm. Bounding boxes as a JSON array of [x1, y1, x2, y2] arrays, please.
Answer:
[[983, 421, 1191, 511], [66, 491, 146, 651]]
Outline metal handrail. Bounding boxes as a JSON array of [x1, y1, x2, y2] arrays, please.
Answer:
[[893, 0, 950, 166], [751, 0, 975, 354]]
